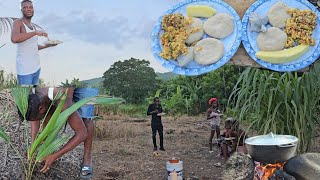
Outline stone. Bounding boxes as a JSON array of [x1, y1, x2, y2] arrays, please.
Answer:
[[284, 153, 320, 180], [222, 152, 255, 180]]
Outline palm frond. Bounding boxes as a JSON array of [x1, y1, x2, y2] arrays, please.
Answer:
[[0, 17, 42, 40], [0, 17, 16, 36], [36, 134, 71, 162], [0, 126, 11, 143], [11, 87, 30, 120], [87, 96, 125, 105]]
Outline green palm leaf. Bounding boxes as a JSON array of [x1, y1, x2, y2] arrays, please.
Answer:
[[0, 127, 11, 143], [36, 135, 71, 162], [11, 87, 30, 120], [0, 17, 42, 36], [0, 17, 16, 36], [87, 96, 125, 105]]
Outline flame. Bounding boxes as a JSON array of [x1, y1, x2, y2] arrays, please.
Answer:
[[255, 162, 285, 180]]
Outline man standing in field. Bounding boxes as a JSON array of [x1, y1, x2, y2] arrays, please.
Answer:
[[147, 97, 165, 151], [11, 0, 57, 86]]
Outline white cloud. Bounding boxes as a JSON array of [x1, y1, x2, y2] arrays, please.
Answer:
[[38, 11, 155, 49]]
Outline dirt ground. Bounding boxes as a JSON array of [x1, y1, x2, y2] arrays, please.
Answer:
[[91, 115, 225, 180]]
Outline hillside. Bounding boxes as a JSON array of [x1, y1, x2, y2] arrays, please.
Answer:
[[82, 77, 104, 87], [82, 72, 177, 87], [156, 72, 178, 81]]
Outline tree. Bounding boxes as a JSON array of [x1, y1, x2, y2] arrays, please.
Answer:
[[103, 58, 157, 104], [60, 78, 87, 88], [201, 65, 244, 108]]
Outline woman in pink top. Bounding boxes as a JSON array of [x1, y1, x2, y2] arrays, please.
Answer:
[[207, 98, 223, 152]]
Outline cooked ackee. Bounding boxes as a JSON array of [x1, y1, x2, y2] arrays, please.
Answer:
[[161, 13, 187, 31], [160, 14, 199, 60], [285, 8, 317, 48]]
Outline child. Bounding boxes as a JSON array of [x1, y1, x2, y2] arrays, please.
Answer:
[[207, 97, 223, 153], [231, 120, 247, 154], [218, 118, 247, 162], [217, 118, 233, 159]]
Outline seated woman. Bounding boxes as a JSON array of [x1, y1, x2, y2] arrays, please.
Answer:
[[231, 120, 248, 154], [218, 118, 247, 162]]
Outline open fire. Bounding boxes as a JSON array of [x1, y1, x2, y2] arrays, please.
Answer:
[[254, 161, 285, 180], [254, 162, 295, 180]]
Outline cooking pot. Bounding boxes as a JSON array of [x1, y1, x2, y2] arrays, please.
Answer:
[[245, 132, 298, 164]]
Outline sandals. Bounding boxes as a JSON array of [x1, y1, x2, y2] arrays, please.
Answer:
[[80, 166, 93, 179]]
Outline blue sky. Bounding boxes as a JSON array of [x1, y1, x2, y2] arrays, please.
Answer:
[[0, 0, 183, 85]]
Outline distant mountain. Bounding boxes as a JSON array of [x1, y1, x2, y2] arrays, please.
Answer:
[[81, 72, 177, 87], [156, 72, 178, 81], [82, 77, 104, 87]]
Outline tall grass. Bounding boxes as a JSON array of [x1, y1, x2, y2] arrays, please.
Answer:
[[0, 70, 18, 90], [99, 104, 147, 117], [228, 62, 320, 153], [95, 121, 139, 141]]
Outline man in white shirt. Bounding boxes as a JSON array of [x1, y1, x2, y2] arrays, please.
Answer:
[[11, 0, 57, 86]]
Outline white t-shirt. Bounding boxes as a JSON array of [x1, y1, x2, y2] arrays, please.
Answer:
[[16, 22, 40, 75]]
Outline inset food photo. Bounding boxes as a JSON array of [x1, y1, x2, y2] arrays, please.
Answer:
[[242, 0, 320, 72], [151, 0, 242, 76]]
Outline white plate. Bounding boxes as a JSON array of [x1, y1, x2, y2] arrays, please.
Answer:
[[242, 0, 320, 72], [151, 0, 242, 76], [44, 40, 63, 45], [157, 113, 166, 116], [224, 137, 235, 140]]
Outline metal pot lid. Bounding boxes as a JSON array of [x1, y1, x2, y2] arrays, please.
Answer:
[[245, 132, 298, 146]]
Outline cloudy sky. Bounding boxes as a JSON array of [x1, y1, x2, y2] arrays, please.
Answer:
[[0, 0, 183, 85]]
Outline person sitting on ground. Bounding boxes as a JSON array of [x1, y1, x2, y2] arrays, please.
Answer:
[[217, 118, 233, 159], [230, 119, 247, 154], [207, 97, 223, 153], [218, 118, 247, 162], [18, 87, 98, 179]]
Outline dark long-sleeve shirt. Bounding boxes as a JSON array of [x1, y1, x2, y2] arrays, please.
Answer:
[[147, 103, 163, 126]]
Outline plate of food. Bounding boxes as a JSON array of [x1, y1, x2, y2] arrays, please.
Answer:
[[224, 137, 235, 141], [157, 112, 166, 116], [151, 0, 242, 76], [44, 40, 63, 45], [242, 0, 320, 72]]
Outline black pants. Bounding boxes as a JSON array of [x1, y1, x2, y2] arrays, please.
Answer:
[[152, 125, 163, 148]]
